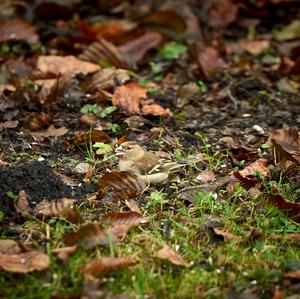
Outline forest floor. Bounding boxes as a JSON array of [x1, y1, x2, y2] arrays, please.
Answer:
[[1, 1, 300, 298]]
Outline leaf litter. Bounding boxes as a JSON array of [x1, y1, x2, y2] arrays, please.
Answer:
[[1, 1, 300, 298]]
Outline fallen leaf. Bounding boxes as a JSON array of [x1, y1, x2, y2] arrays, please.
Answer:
[[111, 82, 172, 116], [102, 211, 148, 227], [197, 47, 226, 80], [33, 198, 80, 223], [233, 172, 260, 190], [284, 270, 300, 279], [239, 39, 270, 55], [30, 125, 68, 139], [67, 130, 111, 147], [52, 245, 77, 264], [208, 0, 238, 28], [84, 68, 130, 93], [98, 171, 147, 207], [267, 127, 300, 165], [23, 112, 54, 131], [14, 190, 32, 217], [156, 244, 189, 267], [0, 19, 39, 44], [81, 257, 137, 277], [213, 227, 241, 242], [0, 120, 19, 131], [139, 10, 187, 34], [196, 170, 216, 183], [37, 55, 100, 78], [266, 194, 300, 222], [119, 31, 162, 64], [0, 251, 50, 273], [0, 240, 21, 255], [239, 158, 270, 177], [79, 39, 135, 69]]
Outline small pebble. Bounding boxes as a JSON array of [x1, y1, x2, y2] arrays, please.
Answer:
[[74, 162, 90, 174], [252, 125, 265, 134]]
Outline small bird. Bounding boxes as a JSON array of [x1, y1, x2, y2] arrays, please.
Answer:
[[117, 141, 198, 185]]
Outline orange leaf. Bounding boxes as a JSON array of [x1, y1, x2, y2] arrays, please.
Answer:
[[112, 82, 172, 116]]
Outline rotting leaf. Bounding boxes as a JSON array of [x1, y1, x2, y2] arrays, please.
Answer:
[[156, 244, 189, 268], [98, 171, 146, 203], [37, 55, 100, 78], [275, 20, 300, 41], [111, 82, 172, 116], [33, 198, 80, 223], [66, 130, 111, 148], [81, 257, 137, 278], [0, 251, 50, 273]]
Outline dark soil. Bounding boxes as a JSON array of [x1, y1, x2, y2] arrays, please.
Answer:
[[0, 160, 97, 216]]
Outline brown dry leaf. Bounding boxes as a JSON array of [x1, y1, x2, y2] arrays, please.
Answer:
[[79, 39, 135, 69], [52, 245, 77, 264], [124, 115, 148, 130], [67, 130, 111, 147], [0, 19, 39, 44], [30, 125, 68, 139], [284, 270, 300, 279], [239, 158, 270, 177], [53, 171, 78, 187], [119, 31, 162, 64], [268, 127, 300, 153], [23, 112, 54, 131], [111, 82, 172, 116], [270, 233, 300, 241], [268, 127, 300, 165], [37, 55, 100, 78], [81, 257, 137, 277], [63, 223, 107, 249], [102, 211, 148, 227], [208, 0, 238, 28], [0, 240, 21, 255], [125, 199, 141, 213], [157, 244, 189, 267], [196, 170, 216, 183], [0, 120, 19, 131], [98, 171, 146, 203], [33, 198, 80, 223], [63, 222, 130, 249], [0, 251, 50, 273], [14, 190, 32, 217], [84, 68, 130, 93], [197, 47, 226, 80], [239, 39, 270, 55], [266, 194, 300, 222]]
